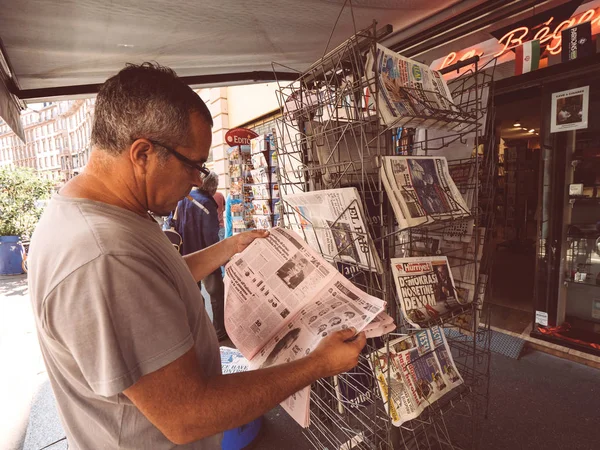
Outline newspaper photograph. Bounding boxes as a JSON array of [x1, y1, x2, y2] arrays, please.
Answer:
[[390, 256, 462, 329], [283, 187, 383, 273], [368, 326, 463, 427], [381, 156, 471, 231], [224, 227, 390, 427], [366, 44, 459, 129]]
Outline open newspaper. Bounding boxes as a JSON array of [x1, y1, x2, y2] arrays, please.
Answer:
[[366, 44, 461, 129], [381, 156, 471, 231], [391, 256, 464, 329], [368, 326, 463, 426], [224, 227, 392, 427], [283, 187, 384, 274]]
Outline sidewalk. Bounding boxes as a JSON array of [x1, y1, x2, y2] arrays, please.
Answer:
[[0, 275, 47, 450]]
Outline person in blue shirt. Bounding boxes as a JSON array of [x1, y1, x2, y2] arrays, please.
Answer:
[[174, 171, 227, 340]]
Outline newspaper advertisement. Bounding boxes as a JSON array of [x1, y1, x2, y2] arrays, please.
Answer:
[[366, 44, 460, 129], [283, 187, 383, 273], [390, 256, 462, 329], [381, 156, 471, 231], [224, 227, 390, 427], [368, 326, 463, 426]]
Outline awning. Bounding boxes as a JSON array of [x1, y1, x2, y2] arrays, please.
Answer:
[[0, 0, 466, 99]]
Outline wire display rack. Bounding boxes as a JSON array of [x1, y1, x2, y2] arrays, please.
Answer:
[[273, 21, 497, 450]]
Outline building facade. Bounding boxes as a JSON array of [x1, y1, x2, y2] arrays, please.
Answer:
[[0, 99, 95, 186], [0, 84, 278, 193]]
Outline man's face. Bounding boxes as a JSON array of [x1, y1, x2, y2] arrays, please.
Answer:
[[147, 112, 212, 216]]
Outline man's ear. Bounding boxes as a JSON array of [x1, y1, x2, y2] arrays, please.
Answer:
[[129, 139, 152, 173]]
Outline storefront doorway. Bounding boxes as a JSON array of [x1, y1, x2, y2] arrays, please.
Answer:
[[489, 92, 542, 334]]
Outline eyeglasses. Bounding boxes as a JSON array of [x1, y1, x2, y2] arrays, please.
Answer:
[[148, 139, 210, 178]]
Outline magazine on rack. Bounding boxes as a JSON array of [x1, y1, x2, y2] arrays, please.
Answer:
[[224, 227, 394, 427], [368, 326, 463, 426], [365, 44, 460, 129], [381, 156, 471, 231], [390, 256, 464, 329], [283, 187, 384, 274]]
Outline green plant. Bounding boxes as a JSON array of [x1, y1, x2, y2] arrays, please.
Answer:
[[0, 167, 54, 237]]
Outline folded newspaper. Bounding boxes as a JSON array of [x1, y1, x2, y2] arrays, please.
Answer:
[[381, 156, 471, 231], [366, 44, 461, 129], [368, 326, 463, 426], [283, 187, 384, 274], [391, 256, 464, 329], [224, 227, 393, 427]]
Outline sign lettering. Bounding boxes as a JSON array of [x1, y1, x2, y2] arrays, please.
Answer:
[[434, 2, 600, 73]]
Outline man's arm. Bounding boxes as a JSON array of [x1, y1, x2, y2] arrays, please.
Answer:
[[124, 328, 366, 445], [183, 230, 268, 282]]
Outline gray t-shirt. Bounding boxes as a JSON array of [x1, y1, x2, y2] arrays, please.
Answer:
[[28, 194, 222, 449]]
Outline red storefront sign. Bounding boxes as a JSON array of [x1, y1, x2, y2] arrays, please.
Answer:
[[431, 1, 600, 77]]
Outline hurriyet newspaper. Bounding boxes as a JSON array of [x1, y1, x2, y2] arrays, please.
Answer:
[[381, 156, 471, 231], [390, 256, 463, 329], [368, 326, 463, 426], [283, 187, 384, 274], [366, 44, 460, 129], [224, 227, 393, 427]]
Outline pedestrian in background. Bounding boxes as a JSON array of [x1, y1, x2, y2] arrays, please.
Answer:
[[213, 189, 225, 241], [174, 172, 227, 341]]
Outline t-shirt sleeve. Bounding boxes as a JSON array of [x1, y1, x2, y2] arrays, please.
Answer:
[[43, 254, 194, 397]]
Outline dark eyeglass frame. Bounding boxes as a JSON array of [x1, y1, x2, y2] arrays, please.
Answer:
[[147, 139, 210, 178]]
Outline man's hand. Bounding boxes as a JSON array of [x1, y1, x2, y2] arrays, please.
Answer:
[[309, 328, 366, 378], [227, 230, 269, 256]]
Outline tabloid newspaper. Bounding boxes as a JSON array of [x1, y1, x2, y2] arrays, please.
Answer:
[[390, 256, 464, 329], [368, 326, 463, 426], [282, 187, 384, 274], [366, 44, 460, 129], [224, 227, 393, 427], [381, 156, 471, 231]]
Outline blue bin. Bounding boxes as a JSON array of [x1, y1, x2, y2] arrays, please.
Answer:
[[222, 416, 263, 450], [0, 236, 24, 275]]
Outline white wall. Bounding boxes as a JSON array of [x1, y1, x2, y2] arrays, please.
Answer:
[[226, 83, 280, 128]]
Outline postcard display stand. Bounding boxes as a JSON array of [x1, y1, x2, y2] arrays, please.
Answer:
[[274, 23, 497, 450], [228, 144, 255, 235], [248, 133, 281, 230]]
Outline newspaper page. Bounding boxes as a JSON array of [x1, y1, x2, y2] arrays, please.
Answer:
[[220, 346, 249, 375], [366, 44, 460, 129], [368, 326, 463, 426], [224, 227, 389, 427], [381, 156, 471, 231], [390, 256, 462, 329], [283, 188, 383, 273]]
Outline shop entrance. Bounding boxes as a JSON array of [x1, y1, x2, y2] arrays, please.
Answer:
[[489, 91, 542, 334]]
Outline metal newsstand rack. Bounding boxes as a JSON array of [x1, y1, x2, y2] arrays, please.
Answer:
[[273, 18, 497, 450]]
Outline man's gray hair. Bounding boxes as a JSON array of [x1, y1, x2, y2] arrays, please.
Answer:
[[200, 171, 219, 196], [91, 62, 213, 156]]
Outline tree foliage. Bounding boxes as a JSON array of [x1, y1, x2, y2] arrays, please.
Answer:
[[0, 168, 54, 237]]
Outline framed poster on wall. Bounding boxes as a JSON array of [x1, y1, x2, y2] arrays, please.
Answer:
[[551, 86, 589, 133]]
